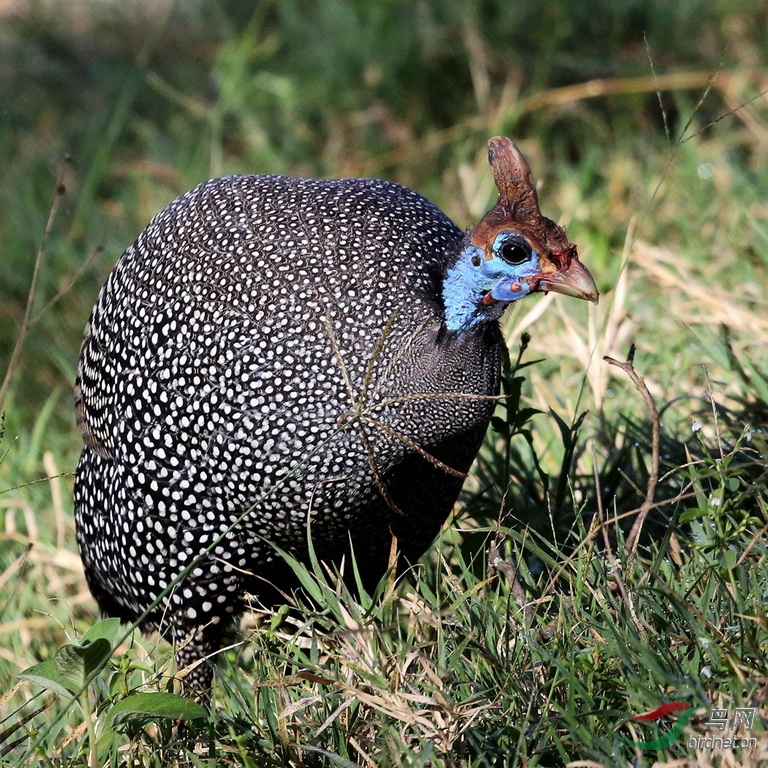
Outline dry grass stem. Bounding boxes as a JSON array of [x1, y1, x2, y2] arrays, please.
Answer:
[[603, 346, 661, 556], [0, 157, 69, 415]]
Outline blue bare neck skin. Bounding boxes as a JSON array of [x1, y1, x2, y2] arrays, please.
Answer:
[[442, 242, 539, 333]]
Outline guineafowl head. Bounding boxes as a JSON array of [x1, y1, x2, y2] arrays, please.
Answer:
[[443, 137, 598, 332]]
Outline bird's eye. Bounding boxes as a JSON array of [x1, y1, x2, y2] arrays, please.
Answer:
[[498, 236, 532, 265]]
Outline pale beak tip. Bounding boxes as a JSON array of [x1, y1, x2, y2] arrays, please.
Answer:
[[538, 257, 599, 304]]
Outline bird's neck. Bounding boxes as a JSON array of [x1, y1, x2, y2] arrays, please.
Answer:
[[441, 252, 507, 334], [442, 258, 486, 333]]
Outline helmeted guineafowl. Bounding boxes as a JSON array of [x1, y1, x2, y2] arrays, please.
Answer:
[[74, 137, 598, 696]]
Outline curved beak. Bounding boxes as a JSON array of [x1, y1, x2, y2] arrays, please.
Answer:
[[538, 257, 599, 304]]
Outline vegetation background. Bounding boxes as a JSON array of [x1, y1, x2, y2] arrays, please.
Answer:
[[0, 0, 766, 765]]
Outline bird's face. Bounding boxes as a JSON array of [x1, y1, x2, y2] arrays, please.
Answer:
[[442, 138, 598, 333]]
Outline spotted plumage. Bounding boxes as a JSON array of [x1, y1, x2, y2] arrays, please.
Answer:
[[74, 138, 597, 696]]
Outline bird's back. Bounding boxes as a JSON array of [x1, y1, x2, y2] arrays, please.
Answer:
[[74, 174, 502, 642]]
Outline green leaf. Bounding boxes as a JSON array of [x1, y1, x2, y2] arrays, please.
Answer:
[[303, 745, 366, 767], [17, 624, 117, 697], [515, 407, 542, 425], [679, 507, 709, 524], [81, 617, 123, 648], [18, 657, 78, 696], [105, 692, 208, 729], [549, 407, 573, 446], [55, 638, 113, 690], [269, 603, 291, 631], [720, 548, 739, 570], [273, 543, 326, 604], [491, 416, 509, 437]]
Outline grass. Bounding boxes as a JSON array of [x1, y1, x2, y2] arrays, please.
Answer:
[[1, 0, 767, 765]]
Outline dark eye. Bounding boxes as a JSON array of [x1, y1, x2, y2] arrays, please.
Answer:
[[499, 236, 532, 265]]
